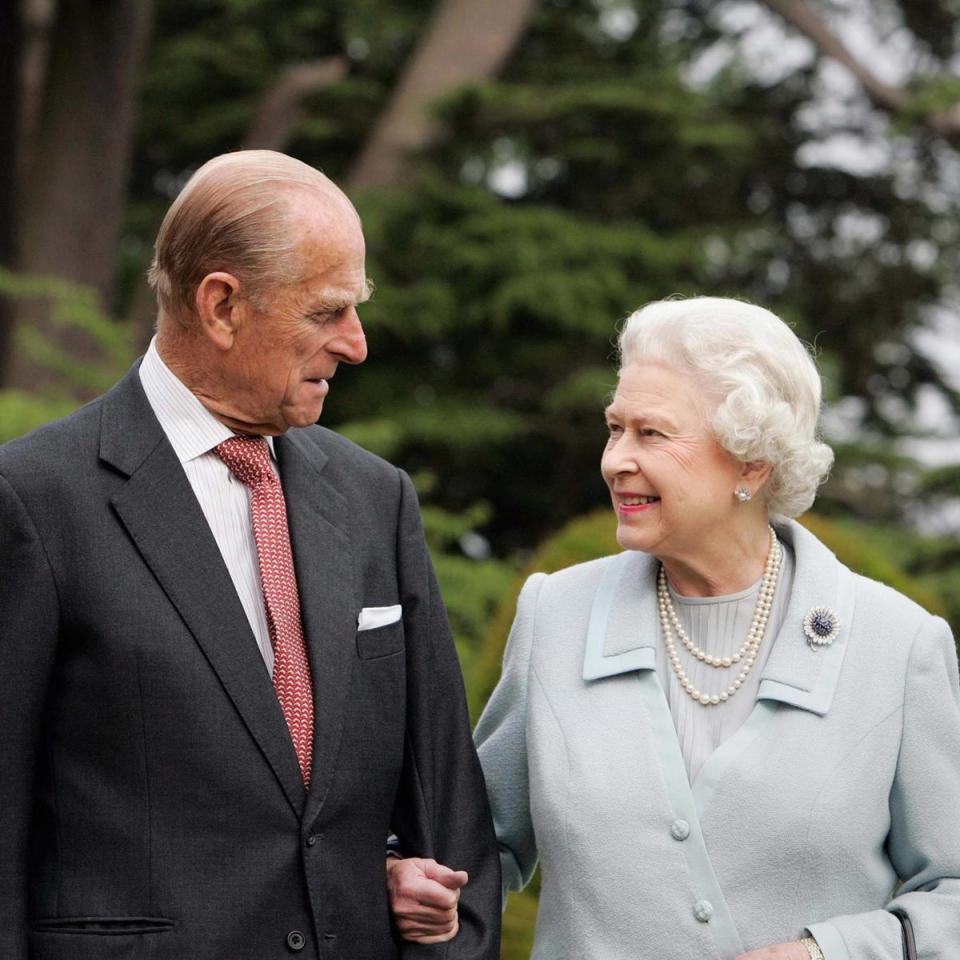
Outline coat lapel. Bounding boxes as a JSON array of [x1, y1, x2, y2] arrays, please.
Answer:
[[581, 521, 855, 719], [274, 429, 359, 823], [582, 550, 658, 680], [756, 520, 855, 716], [101, 367, 307, 817]]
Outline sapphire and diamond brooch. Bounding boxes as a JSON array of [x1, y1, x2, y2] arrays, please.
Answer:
[[803, 606, 840, 648]]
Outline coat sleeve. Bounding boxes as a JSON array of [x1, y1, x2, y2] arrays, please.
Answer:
[[0, 472, 60, 960], [389, 469, 502, 959], [473, 571, 546, 901], [807, 616, 960, 960]]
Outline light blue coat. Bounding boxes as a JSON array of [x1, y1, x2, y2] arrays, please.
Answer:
[[475, 520, 960, 959]]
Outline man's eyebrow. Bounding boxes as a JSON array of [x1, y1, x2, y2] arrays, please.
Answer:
[[314, 278, 375, 312]]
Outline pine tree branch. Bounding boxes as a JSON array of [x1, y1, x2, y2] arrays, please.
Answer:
[[756, 0, 960, 135]]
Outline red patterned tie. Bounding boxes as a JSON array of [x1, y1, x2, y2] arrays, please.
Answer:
[[216, 435, 314, 788]]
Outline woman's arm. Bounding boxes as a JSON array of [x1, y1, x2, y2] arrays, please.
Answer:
[[389, 572, 547, 940], [746, 616, 960, 960], [474, 572, 545, 897], [802, 616, 960, 959]]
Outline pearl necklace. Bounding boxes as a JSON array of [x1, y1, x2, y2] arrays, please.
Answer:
[[657, 526, 782, 707]]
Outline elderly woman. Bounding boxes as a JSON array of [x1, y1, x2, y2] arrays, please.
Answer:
[[387, 297, 960, 960]]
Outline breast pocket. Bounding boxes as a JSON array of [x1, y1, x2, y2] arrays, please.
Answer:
[[355, 621, 405, 660]]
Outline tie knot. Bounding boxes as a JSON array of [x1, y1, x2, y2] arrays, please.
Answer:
[[215, 435, 275, 488]]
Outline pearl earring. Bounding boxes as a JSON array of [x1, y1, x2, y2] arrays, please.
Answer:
[[734, 487, 752, 503]]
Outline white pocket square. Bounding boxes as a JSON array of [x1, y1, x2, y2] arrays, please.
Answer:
[[357, 604, 403, 631]]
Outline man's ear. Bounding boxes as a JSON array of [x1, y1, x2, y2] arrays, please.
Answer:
[[195, 272, 243, 350]]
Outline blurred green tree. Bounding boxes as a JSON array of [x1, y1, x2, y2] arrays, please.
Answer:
[[4, 0, 959, 657]]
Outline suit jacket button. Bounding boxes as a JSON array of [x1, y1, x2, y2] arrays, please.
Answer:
[[670, 819, 690, 841], [306, 834, 319, 847], [286, 930, 306, 951]]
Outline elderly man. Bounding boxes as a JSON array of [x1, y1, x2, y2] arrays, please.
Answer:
[[0, 151, 500, 959]]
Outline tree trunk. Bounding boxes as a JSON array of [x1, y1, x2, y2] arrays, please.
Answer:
[[0, 0, 24, 384], [348, 0, 539, 190], [243, 56, 349, 151], [18, 0, 56, 182], [9, 0, 154, 392]]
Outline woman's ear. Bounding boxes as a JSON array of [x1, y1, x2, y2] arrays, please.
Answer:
[[195, 272, 243, 351], [739, 459, 773, 496]]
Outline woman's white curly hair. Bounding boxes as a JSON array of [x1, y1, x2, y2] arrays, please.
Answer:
[[617, 296, 834, 519]]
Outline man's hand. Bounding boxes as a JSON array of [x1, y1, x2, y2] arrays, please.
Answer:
[[736, 942, 811, 960], [386, 857, 469, 943]]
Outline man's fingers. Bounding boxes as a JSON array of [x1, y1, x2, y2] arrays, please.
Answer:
[[422, 860, 468, 890], [386, 857, 459, 910], [410, 873, 460, 910], [386, 856, 463, 943], [396, 906, 457, 929], [395, 917, 460, 944]]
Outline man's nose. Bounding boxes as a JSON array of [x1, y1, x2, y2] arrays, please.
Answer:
[[332, 309, 368, 365]]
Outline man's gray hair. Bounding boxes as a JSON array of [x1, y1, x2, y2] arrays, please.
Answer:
[[617, 296, 834, 519], [148, 150, 349, 325]]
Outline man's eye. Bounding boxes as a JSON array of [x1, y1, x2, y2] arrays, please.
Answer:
[[606, 423, 622, 436], [641, 428, 663, 437]]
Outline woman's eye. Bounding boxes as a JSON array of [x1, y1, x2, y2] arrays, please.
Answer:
[[606, 423, 622, 437], [641, 428, 663, 438]]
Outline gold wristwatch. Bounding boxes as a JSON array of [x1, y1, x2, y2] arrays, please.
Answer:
[[800, 936, 825, 960]]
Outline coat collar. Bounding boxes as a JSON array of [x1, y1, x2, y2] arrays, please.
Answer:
[[581, 520, 855, 716]]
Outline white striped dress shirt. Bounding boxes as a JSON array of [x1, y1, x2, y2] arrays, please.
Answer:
[[139, 338, 276, 675]]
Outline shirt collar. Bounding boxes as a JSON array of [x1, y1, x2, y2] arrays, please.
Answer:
[[139, 337, 276, 464]]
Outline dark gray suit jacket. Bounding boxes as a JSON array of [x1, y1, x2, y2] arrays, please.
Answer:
[[0, 365, 500, 959]]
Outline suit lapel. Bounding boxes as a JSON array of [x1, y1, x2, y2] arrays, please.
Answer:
[[275, 429, 359, 822], [101, 367, 307, 816]]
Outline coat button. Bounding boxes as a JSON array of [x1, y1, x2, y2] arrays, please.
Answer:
[[306, 834, 319, 847], [286, 930, 306, 951], [693, 900, 713, 923], [670, 819, 690, 841]]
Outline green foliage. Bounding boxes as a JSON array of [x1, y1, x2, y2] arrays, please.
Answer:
[[469, 510, 618, 720], [315, 0, 960, 561], [0, 269, 134, 395], [501, 879, 539, 960], [105, 0, 960, 575], [799, 515, 949, 620], [899, 76, 960, 126], [919, 463, 960, 499], [0, 390, 76, 445], [0, 269, 135, 441]]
